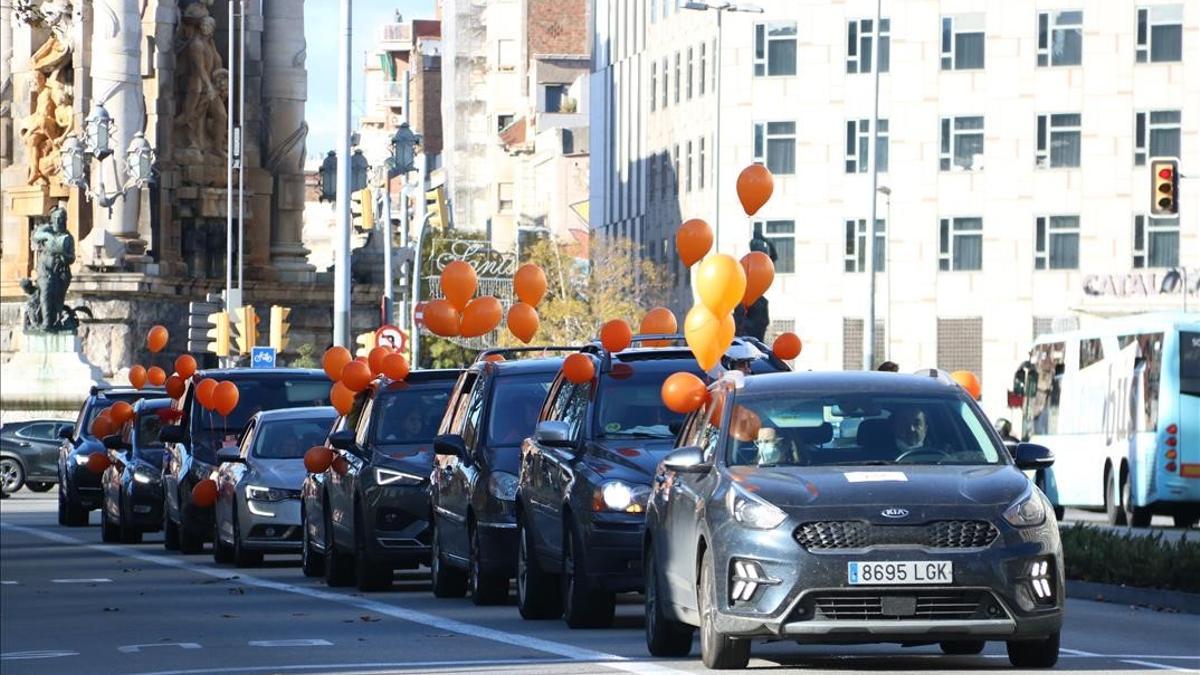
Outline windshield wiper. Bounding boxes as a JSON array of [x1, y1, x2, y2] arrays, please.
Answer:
[[603, 431, 671, 439], [838, 460, 895, 466]]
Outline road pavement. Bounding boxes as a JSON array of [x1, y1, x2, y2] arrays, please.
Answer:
[[2, 491, 1197, 675]]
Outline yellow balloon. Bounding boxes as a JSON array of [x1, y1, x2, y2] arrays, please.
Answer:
[[695, 254, 747, 317], [684, 304, 735, 372]]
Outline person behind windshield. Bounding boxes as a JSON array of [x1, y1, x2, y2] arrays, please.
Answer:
[[891, 405, 931, 452], [755, 427, 796, 466]]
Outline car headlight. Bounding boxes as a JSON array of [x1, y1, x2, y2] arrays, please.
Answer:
[[487, 471, 518, 501], [592, 480, 651, 513], [725, 485, 787, 530], [246, 485, 298, 502], [132, 470, 155, 484], [375, 467, 424, 487], [74, 454, 90, 465], [1003, 489, 1047, 528]]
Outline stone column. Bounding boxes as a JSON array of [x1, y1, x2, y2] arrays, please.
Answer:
[[1, 0, 13, 170], [138, 0, 181, 276], [262, 0, 314, 281]]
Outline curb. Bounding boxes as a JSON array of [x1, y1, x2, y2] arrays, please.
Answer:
[[1066, 579, 1200, 615]]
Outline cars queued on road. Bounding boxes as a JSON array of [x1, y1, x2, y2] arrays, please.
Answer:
[[44, 336, 1066, 670], [1, 418, 73, 494]]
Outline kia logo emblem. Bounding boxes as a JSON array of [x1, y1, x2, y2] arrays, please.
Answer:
[[881, 508, 909, 519]]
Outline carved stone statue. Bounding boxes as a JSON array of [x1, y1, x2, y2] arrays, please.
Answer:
[[17, 0, 75, 186], [174, 7, 226, 157], [206, 68, 230, 160], [23, 203, 77, 331]]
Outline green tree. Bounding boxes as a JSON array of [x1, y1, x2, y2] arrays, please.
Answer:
[[288, 343, 319, 369], [420, 336, 479, 370]]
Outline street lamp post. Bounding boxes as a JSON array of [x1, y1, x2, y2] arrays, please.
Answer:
[[60, 103, 156, 208], [333, 0, 353, 349], [878, 185, 892, 362], [382, 123, 420, 327], [680, 0, 763, 254], [863, 0, 883, 371]]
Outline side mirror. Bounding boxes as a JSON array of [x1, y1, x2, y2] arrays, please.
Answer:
[[216, 446, 243, 464], [533, 421, 575, 449], [1013, 443, 1054, 471], [159, 425, 185, 444], [433, 433, 467, 458], [102, 434, 129, 452], [328, 429, 357, 452], [58, 426, 73, 440], [662, 446, 708, 474]]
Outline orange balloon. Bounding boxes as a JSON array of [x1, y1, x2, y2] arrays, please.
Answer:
[[191, 479, 218, 508], [640, 307, 678, 347], [676, 218, 713, 267], [213, 380, 240, 417], [729, 405, 763, 442], [110, 401, 135, 425], [460, 296, 503, 338], [773, 332, 802, 360], [304, 446, 334, 474], [514, 264, 548, 307], [440, 260, 478, 312], [423, 299, 462, 337], [684, 304, 735, 372], [740, 251, 775, 308], [323, 346, 353, 381], [562, 353, 595, 384], [174, 354, 197, 380], [86, 451, 111, 475], [147, 325, 169, 353], [331, 455, 350, 476], [90, 413, 115, 438], [165, 374, 186, 399], [340, 360, 373, 392], [484, 354, 506, 363], [661, 372, 708, 414], [368, 346, 391, 376], [147, 366, 167, 387], [128, 365, 147, 390], [695, 254, 746, 317], [599, 319, 632, 353], [194, 377, 218, 410], [507, 302, 540, 344], [736, 163, 774, 216], [951, 370, 982, 400], [381, 353, 410, 381], [330, 381, 355, 416]]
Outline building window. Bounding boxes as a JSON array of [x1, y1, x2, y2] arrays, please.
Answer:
[[711, 38, 718, 93], [846, 18, 890, 73], [661, 151, 671, 199], [752, 121, 796, 175], [755, 219, 795, 273], [543, 85, 567, 113], [753, 21, 797, 76], [845, 119, 888, 173], [685, 141, 693, 192], [936, 318, 983, 376], [661, 57, 669, 109], [672, 143, 680, 196], [1136, 5, 1183, 63], [940, 14, 985, 70], [843, 318, 886, 371], [1036, 114, 1081, 168], [650, 0, 658, 24], [698, 137, 706, 189], [497, 39, 517, 71], [648, 151, 658, 199], [1034, 216, 1080, 270], [939, 116, 984, 171], [939, 217, 983, 271], [1132, 215, 1180, 268], [843, 219, 886, 273], [699, 43, 707, 95], [496, 114, 514, 132], [686, 47, 694, 99], [674, 52, 681, 103], [1134, 110, 1181, 165], [1037, 10, 1083, 66], [649, 62, 657, 112], [498, 182, 514, 213]]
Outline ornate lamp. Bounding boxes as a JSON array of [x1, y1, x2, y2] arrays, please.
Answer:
[[350, 149, 369, 192], [389, 123, 420, 174], [83, 103, 114, 159], [125, 132, 156, 186], [318, 150, 337, 202], [60, 135, 85, 187], [59, 110, 156, 207]]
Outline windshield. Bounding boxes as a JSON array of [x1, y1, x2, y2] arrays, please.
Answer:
[[189, 376, 331, 461], [253, 417, 337, 459], [595, 365, 698, 439], [725, 394, 1004, 467], [80, 393, 155, 438], [134, 412, 165, 451], [487, 374, 554, 446], [372, 382, 454, 444], [1181, 331, 1200, 397]]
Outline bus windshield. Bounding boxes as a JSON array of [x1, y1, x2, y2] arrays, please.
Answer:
[[1182, 330, 1200, 397]]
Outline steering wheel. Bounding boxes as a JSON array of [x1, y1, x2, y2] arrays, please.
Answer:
[[894, 447, 953, 464]]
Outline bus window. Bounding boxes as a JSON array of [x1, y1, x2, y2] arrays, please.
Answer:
[[1031, 342, 1065, 435], [1180, 331, 1200, 398], [1080, 338, 1104, 370], [1134, 332, 1164, 431]]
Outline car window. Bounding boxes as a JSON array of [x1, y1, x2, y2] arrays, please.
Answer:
[[561, 382, 591, 441], [19, 423, 53, 440], [542, 378, 573, 423], [238, 421, 257, 457], [188, 377, 331, 461], [371, 382, 455, 444], [445, 374, 478, 434], [134, 413, 165, 451], [460, 383, 486, 449], [698, 391, 726, 463], [355, 395, 376, 447], [486, 374, 555, 447], [253, 418, 336, 459], [594, 365, 697, 439]]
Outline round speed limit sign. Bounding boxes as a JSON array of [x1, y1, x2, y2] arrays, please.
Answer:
[[375, 324, 408, 352]]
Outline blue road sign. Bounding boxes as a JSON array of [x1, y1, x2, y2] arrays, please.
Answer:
[[251, 346, 277, 368]]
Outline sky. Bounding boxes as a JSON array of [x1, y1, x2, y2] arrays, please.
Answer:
[[303, 0, 436, 164]]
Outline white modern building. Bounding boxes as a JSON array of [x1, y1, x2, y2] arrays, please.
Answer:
[[590, 0, 1198, 416]]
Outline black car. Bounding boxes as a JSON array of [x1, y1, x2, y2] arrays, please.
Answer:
[[430, 349, 576, 604], [300, 412, 354, 578], [307, 369, 461, 591], [643, 371, 1063, 669], [1, 419, 73, 494], [100, 398, 173, 543], [515, 336, 789, 627], [160, 369, 330, 553], [58, 386, 165, 526]]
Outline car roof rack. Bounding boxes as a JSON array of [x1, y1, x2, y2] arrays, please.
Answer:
[[579, 333, 788, 373], [472, 345, 585, 364]]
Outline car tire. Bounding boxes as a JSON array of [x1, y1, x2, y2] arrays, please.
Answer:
[[430, 517, 467, 598], [1121, 471, 1153, 527], [561, 520, 615, 629], [699, 549, 750, 670], [212, 519, 234, 564], [26, 481, 54, 493], [354, 506, 391, 592], [301, 507, 325, 577], [468, 522, 508, 605], [1006, 631, 1060, 668], [58, 482, 88, 526], [100, 499, 120, 543], [163, 505, 181, 551], [644, 544, 694, 657], [232, 511, 263, 567], [1104, 467, 1126, 526], [516, 520, 561, 619], [178, 509, 204, 554], [0, 457, 25, 494], [940, 640, 985, 655], [323, 508, 355, 587], [57, 483, 68, 525]]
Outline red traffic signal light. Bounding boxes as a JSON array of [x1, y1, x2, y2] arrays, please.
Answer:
[[1158, 167, 1174, 180], [1149, 159, 1179, 217]]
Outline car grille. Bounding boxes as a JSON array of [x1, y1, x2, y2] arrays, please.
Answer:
[[795, 520, 998, 551], [797, 590, 1004, 621]]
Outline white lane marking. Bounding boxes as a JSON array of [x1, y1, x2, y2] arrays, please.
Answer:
[[117, 643, 202, 654], [1, 523, 687, 675], [1121, 659, 1200, 673], [129, 658, 569, 675], [0, 580, 18, 585], [248, 639, 333, 648], [0, 650, 78, 660], [1061, 647, 1102, 657], [51, 577, 112, 583]]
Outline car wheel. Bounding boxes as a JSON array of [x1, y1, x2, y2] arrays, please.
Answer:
[[59, 483, 88, 527], [212, 518, 233, 564], [699, 549, 750, 669], [100, 498, 120, 543], [26, 481, 54, 493], [1121, 471, 1153, 527], [0, 457, 25, 494], [940, 640, 985, 655], [177, 508, 204, 554], [323, 508, 355, 587], [468, 522, 508, 606], [561, 520, 615, 629], [644, 544, 694, 657], [354, 506, 391, 591], [57, 484, 68, 525], [516, 519, 561, 619], [301, 507, 325, 577], [1104, 467, 1126, 526], [430, 516, 467, 598], [163, 502, 181, 551], [118, 497, 142, 544], [232, 511, 263, 567], [1006, 631, 1060, 668]]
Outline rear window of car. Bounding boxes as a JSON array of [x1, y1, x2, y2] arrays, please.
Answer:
[[486, 374, 555, 446], [253, 417, 337, 459], [372, 381, 455, 444], [189, 376, 331, 461]]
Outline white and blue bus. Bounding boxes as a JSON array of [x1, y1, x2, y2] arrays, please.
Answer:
[[1015, 312, 1199, 527]]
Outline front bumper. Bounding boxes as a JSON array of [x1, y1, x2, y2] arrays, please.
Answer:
[[361, 483, 432, 567], [581, 511, 646, 593], [240, 497, 303, 552], [67, 464, 103, 508], [126, 481, 164, 529]]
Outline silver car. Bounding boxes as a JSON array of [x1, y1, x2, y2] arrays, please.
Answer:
[[212, 406, 337, 566]]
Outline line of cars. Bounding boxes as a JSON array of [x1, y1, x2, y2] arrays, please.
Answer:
[[49, 335, 1064, 670]]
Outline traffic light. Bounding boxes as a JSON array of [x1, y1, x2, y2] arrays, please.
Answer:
[[1150, 158, 1179, 217], [358, 187, 375, 231], [206, 311, 231, 358], [426, 186, 449, 230], [232, 305, 260, 355], [354, 330, 376, 358], [188, 293, 223, 354], [269, 305, 291, 352]]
